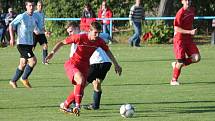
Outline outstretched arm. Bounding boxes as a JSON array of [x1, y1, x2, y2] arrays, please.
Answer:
[[45, 40, 66, 63], [106, 50, 122, 76]]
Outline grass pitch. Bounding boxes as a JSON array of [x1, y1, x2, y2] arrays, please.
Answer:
[[0, 44, 215, 121]]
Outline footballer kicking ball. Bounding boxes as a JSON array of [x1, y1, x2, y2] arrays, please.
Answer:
[[120, 104, 135, 118]]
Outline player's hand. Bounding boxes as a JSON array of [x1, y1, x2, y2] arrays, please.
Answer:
[[115, 64, 122, 76], [9, 39, 15, 47], [45, 31, 52, 37], [45, 52, 54, 63], [190, 28, 197, 35]]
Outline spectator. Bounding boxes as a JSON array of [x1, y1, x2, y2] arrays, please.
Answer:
[[128, 0, 145, 47], [81, 3, 96, 18], [5, 7, 17, 44], [0, 3, 6, 47], [98, 0, 113, 34], [80, 3, 96, 32]]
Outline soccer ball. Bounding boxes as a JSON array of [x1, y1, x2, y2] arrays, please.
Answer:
[[120, 104, 135, 118]]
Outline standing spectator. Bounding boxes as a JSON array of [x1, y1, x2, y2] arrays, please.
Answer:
[[33, 0, 51, 65], [0, 3, 6, 47], [81, 3, 96, 18], [80, 3, 96, 32], [9, 1, 39, 88], [98, 0, 113, 34], [128, 0, 145, 47], [170, 0, 201, 85], [46, 21, 122, 116], [5, 7, 17, 43], [5, 8, 17, 27]]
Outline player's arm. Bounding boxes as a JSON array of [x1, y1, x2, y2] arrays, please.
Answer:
[[105, 50, 122, 76], [9, 23, 15, 47], [174, 26, 197, 35], [45, 40, 67, 62]]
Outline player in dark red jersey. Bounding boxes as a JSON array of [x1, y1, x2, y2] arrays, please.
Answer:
[[170, 0, 201, 85], [46, 21, 122, 116]]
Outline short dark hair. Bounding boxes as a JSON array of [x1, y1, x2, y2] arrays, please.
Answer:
[[90, 21, 102, 31], [25, 0, 34, 6], [65, 21, 79, 29], [37, 0, 43, 5]]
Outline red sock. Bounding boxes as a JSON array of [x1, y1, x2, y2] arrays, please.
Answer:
[[74, 84, 85, 108], [184, 58, 192, 66], [65, 91, 75, 108], [172, 67, 181, 81]]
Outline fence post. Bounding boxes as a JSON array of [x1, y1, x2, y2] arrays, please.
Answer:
[[110, 20, 113, 38], [211, 19, 215, 45]]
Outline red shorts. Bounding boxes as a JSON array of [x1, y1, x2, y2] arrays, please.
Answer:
[[64, 60, 88, 85], [173, 38, 199, 59]]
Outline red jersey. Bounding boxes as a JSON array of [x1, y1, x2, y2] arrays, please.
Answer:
[[174, 7, 195, 40], [64, 34, 109, 68]]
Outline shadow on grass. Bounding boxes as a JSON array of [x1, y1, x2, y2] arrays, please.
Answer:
[[101, 100, 215, 115], [0, 105, 58, 110], [0, 79, 10, 82]]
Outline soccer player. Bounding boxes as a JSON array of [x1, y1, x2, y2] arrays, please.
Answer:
[[67, 21, 113, 110], [170, 0, 201, 85], [46, 21, 122, 116], [33, 0, 51, 65], [9, 1, 39, 88]]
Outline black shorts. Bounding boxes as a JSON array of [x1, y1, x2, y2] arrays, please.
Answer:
[[33, 33, 47, 47], [87, 62, 112, 83], [17, 44, 35, 59]]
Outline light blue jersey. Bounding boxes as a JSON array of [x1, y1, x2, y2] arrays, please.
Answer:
[[33, 10, 45, 34], [10, 12, 38, 45]]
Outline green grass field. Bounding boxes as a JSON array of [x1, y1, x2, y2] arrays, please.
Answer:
[[0, 44, 215, 121]]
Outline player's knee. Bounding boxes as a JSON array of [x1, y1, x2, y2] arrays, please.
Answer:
[[43, 44, 48, 50], [191, 54, 201, 63], [93, 79, 102, 91], [176, 59, 184, 68], [28, 58, 37, 67]]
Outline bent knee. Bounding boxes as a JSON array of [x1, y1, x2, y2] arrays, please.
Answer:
[[191, 54, 201, 63]]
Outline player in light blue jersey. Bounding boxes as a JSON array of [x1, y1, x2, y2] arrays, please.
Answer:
[[33, 1, 51, 65], [9, 1, 39, 88]]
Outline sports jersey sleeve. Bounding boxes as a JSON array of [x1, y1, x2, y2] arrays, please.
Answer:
[[99, 39, 109, 52], [174, 10, 182, 27], [174, 9, 183, 27], [10, 14, 23, 28], [64, 34, 80, 44]]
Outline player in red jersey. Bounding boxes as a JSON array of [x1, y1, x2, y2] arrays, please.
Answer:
[[170, 0, 201, 85], [45, 21, 122, 116]]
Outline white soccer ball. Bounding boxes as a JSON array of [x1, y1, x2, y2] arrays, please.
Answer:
[[120, 104, 135, 118]]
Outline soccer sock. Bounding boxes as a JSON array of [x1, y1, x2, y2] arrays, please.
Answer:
[[74, 84, 84, 108], [22, 64, 33, 80], [93, 91, 102, 109], [11, 68, 24, 82], [172, 66, 181, 81], [42, 49, 48, 63], [184, 58, 192, 66], [65, 91, 75, 108]]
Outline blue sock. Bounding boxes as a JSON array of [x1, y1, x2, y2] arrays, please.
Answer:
[[43, 49, 48, 63], [22, 64, 33, 80], [93, 91, 102, 109], [12, 68, 24, 82]]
